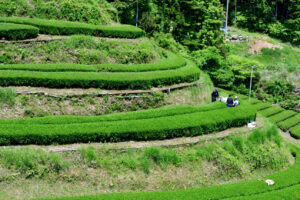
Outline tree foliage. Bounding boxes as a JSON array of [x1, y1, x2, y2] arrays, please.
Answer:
[[109, 0, 225, 50], [221, 0, 300, 44]]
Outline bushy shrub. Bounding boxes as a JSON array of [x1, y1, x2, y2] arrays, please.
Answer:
[[152, 32, 187, 54], [0, 23, 39, 40], [191, 47, 223, 71]]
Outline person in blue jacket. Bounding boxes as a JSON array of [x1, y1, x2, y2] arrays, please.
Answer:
[[211, 89, 219, 102], [227, 94, 234, 107]]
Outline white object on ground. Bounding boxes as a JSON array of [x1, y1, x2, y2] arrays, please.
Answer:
[[219, 96, 228, 103], [248, 122, 257, 128], [265, 179, 275, 186]]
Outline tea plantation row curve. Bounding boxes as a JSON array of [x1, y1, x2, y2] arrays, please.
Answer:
[[0, 17, 145, 38], [36, 145, 300, 200], [0, 102, 256, 145], [0, 22, 39, 40], [0, 102, 226, 125], [0, 51, 186, 72], [0, 60, 200, 90]]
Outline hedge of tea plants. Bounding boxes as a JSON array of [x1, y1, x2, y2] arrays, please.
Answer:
[[0, 60, 200, 89], [0, 23, 39, 40], [290, 125, 300, 139], [0, 17, 145, 38], [0, 102, 256, 145], [0, 51, 186, 73]]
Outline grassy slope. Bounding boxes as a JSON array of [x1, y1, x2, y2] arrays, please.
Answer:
[[34, 144, 299, 200], [0, 35, 162, 65], [0, 121, 294, 200], [227, 27, 300, 86], [0, 0, 115, 25]]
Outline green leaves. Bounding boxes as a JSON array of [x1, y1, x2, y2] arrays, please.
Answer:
[[0, 102, 256, 145], [0, 17, 145, 38], [0, 22, 39, 40]]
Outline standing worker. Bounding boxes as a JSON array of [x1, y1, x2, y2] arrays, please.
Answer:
[[227, 94, 234, 107], [211, 89, 219, 102]]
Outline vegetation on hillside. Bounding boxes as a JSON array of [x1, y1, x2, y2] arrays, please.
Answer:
[[221, 0, 300, 45], [0, 124, 294, 199], [0, 36, 162, 65], [0, 0, 116, 25]]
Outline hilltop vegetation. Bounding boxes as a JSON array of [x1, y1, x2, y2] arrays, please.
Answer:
[[0, 0, 299, 199], [0, 0, 116, 25]]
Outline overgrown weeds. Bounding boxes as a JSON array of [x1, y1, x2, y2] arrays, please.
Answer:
[[0, 88, 15, 107]]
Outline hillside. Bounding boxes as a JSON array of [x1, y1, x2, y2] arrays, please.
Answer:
[[0, 0, 116, 25], [0, 0, 299, 200]]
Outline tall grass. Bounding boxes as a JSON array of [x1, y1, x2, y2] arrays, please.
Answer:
[[0, 88, 15, 106], [0, 148, 69, 177]]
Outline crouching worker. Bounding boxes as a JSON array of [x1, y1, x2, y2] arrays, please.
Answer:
[[211, 89, 219, 102], [234, 96, 239, 107], [227, 94, 234, 107]]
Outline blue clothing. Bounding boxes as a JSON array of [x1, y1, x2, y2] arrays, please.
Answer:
[[227, 104, 233, 107]]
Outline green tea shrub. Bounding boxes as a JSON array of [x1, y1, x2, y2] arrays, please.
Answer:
[[0, 102, 256, 145], [0, 51, 185, 72], [0, 17, 145, 38], [0, 23, 38, 40], [259, 106, 284, 117], [278, 114, 300, 132], [290, 125, 300, 139], [269, 110, 297, 123], [0, 60, 200, 90]]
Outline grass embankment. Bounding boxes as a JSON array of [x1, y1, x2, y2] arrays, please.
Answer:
[[0, 36, 163, 65], [0, 101, 256, 145], [0, 23, 39, 40], [0, 124, 294, 200], [36, 144, 300, 200]]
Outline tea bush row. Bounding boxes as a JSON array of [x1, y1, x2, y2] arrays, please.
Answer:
[[269, 110, 297, 123], [252, 103, 272, 111], [0, 102, 226, 125], [290, 125, 300, 139], [0, 60, 200, 90], [259, 106, 284, 117], [0, 51, 186, 72], [0, 103, 256, 145], [0, 17, 145, 38], [278, 114, 300, 132], [0, 22, 38, 40], [37, 145, 300, 200]]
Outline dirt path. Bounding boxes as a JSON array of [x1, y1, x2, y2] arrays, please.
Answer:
[[248, 38, 282, 54], [0, 34, 146, 44], [279, 129, 300, 147], [1, 81, 201, 97]]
